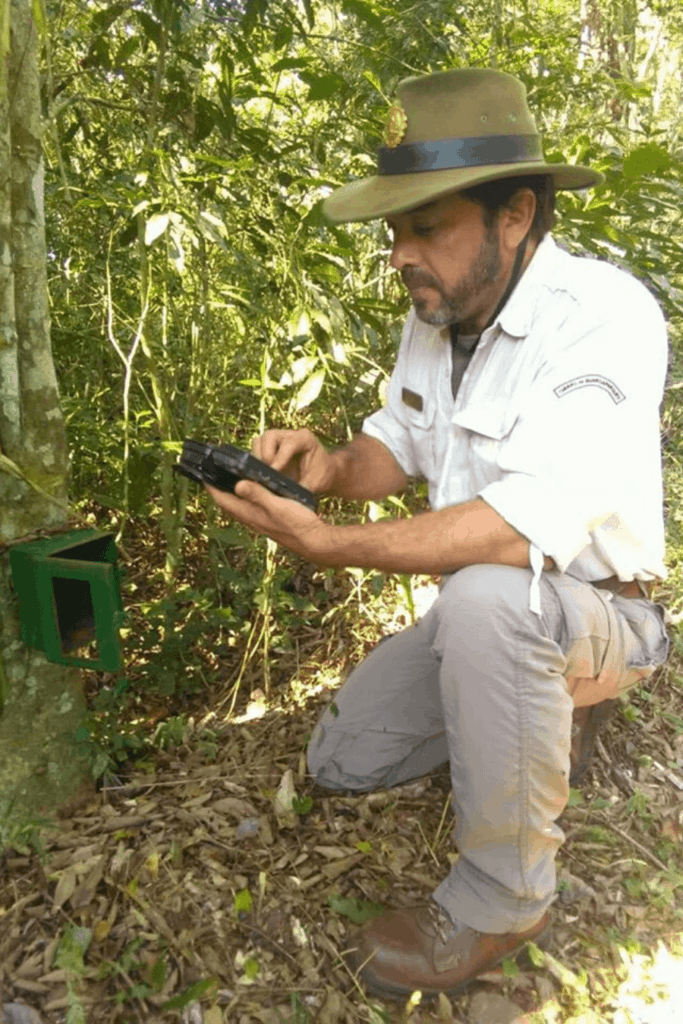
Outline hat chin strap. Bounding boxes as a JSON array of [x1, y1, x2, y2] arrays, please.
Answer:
[[482, 231, 529, 333]]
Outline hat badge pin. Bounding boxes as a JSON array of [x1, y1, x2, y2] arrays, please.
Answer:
[[383, 102, 408, 148]]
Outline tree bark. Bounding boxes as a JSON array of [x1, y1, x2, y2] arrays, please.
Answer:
[[0, 0, 92, 842]]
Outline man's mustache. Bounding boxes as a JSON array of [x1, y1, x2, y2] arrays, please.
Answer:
[[401, 267, 442, 292]]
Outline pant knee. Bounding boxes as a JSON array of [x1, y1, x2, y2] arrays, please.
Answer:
[[306, 715, 368, 791], [442, 564, 531, 609], [437, 565, 534, 641], [306, 727, 376, 792], [307, 714, 449, 793]]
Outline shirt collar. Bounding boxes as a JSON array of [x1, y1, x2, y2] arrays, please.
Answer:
[[433, 234, 560, 347], [494, 234, 559, 340]]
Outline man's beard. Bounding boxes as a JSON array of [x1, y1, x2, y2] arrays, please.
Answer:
[[401, 226, 502, 327]]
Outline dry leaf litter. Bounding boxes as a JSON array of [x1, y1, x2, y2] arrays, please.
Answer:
[[2, 651, 683, 1024]]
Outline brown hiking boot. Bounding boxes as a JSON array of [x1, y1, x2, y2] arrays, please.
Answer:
[[569, 699, 618, 786], [346, 900, 551, 999]]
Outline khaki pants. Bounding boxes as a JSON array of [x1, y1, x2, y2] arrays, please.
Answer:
[[307, 566, 669, 933]]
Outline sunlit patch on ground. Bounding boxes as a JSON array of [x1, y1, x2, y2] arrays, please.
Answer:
[[613, 940, 683, 1024]]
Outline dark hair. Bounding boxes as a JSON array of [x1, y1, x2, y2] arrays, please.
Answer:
[[459, 174, 556, 242]]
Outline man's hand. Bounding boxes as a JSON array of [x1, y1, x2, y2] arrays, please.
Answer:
[[252, 428, 336, 493], [205, 475, 535, 576], [252, 429, 408, 501], [204, 478, 332, 561]]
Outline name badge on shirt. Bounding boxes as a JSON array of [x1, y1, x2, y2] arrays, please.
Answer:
[[402, 387, 423, 412]]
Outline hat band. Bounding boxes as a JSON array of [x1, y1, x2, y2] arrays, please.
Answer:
[[378, 134, 544, 176]]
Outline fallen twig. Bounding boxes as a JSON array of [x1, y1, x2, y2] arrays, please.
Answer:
[[595, 816, 669, 872], [242, 923, 303, 970]]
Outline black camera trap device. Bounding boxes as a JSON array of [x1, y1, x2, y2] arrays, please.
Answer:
[[174, 439, 318, 512]]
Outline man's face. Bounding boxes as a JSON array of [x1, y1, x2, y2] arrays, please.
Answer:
[[386, 193, 506, 334]]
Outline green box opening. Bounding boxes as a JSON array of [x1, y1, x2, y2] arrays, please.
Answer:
[[9, 529, 124, 672]]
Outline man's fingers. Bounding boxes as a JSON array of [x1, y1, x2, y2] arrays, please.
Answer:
[[252, 429, 315, 471], [203, 483, 241, 515], [205, 480, 275, 525], [234, 478, 265, 503], [271, 445, 301, 473], [252, 432, 282, 464], [252, 432, 291, 469]]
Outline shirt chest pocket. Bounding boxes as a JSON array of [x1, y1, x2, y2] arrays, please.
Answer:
[[451, 401, 521, 481], [402, 396, 437, 479], [452, 401, 520, 443]]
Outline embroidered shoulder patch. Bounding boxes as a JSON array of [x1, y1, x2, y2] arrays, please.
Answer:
[[554, 375, 625, 405]]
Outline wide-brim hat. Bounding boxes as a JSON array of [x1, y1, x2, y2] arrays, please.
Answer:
[[323, 68, 603, 224]]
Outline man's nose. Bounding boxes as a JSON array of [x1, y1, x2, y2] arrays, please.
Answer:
[[389, 232, 418, 271]]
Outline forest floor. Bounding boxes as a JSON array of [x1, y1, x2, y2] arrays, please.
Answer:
[[2, 515, 683, 1024]]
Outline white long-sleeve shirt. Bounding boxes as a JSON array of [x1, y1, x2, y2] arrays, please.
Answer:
[[362, 236, 668, 590]]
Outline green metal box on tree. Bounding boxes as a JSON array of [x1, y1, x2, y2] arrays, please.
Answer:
[[9, 529, 125, 671]]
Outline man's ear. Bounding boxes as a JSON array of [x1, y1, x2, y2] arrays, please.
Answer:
[[499, 188, 536, 253]]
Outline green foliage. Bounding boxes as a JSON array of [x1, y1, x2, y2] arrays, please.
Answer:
[[242, 955, 260, 980], [55, 925, 92, 973], [288, 993, 313, 1024], [54, 925, 93, 1024], [152, 714, 190, 750], [627, 789, 652, 822], [234, 887, 253, 914], [132, 592, 209, 695], [161, 977, 218, 1011], [149, 955, 168, 992], [37, 0, 683, 772], [292, 794, 313, 814], [328, 893, 385, 923], [525, 940, 547, 968], [502, 956, 520, 977], [76, 695, 145, 780], [663, 711, 683, 733], [624, 874, 646, 899], [567, 788, 584, 808], [96, 937, 170, 1005], [47, 0, 682, 525], [585, 825, 620, 845], [0, 797, 53, 857]]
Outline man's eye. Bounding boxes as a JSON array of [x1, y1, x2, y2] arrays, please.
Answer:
[[414, 224, 436, 237]]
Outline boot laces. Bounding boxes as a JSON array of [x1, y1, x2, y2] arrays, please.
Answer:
[[425, 900, 456, 945]]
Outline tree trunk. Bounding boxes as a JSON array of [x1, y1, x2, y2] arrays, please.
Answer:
[[0, 0, 92, 842]]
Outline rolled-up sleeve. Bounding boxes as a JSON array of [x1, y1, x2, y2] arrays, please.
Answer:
[[479, 303, 668, 574], [361, 314, 424, 477], [362, 397, 417, 479]]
